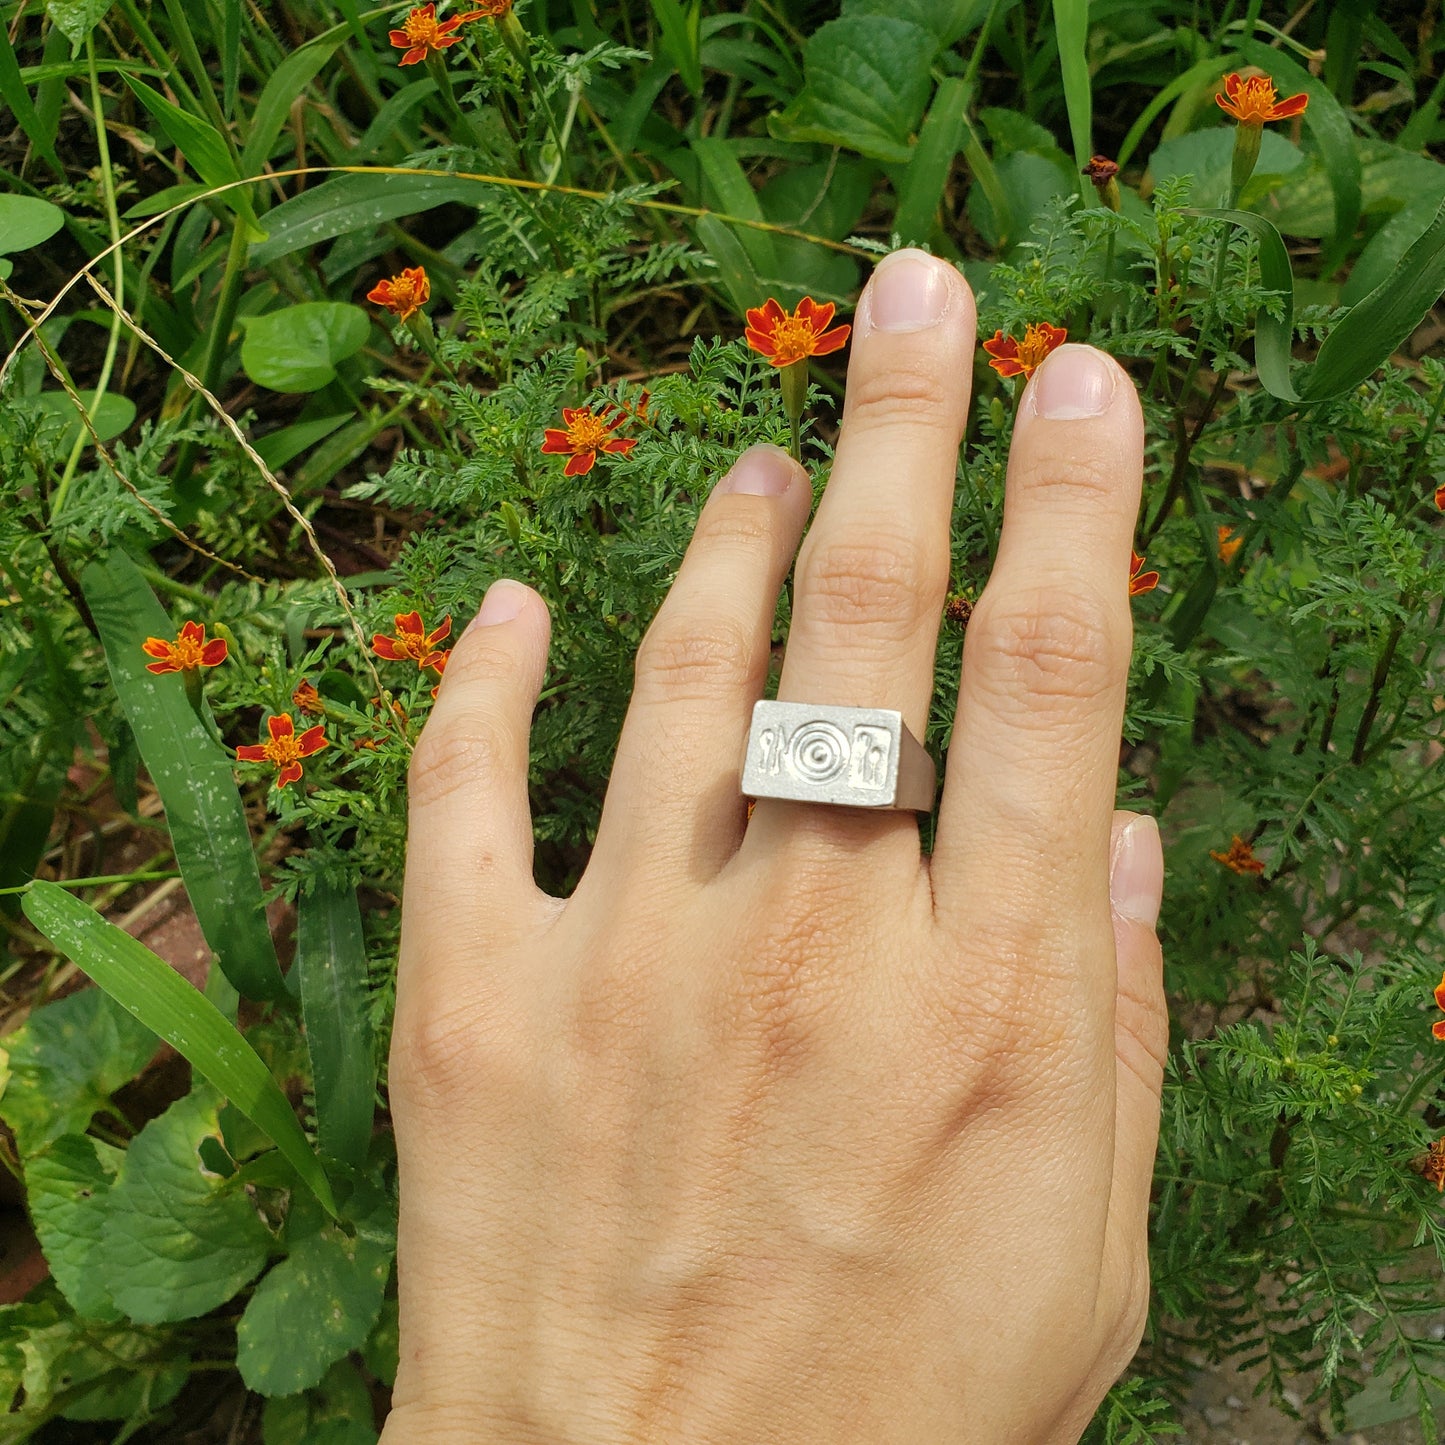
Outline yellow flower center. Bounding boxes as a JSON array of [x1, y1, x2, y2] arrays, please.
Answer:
[[390, 275, 421, 310], [1015, 324, 1057, 375], [264, 733, 303, 767], [171, 634, 205, 669], [766, 315, 817, 367], [1230, 76, 1279, 123], [404, 10, 444, 45], [565, 412, 610, 452]]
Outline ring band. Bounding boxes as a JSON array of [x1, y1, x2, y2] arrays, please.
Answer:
[[740, 700, 938, 814]]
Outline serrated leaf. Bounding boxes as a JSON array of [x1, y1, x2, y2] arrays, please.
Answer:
[[99, 1088, 272, 1324], [240, 303, 371, 393], [237, 1185, 395, 1396], [20, 882, 337, 1218], [0, 988, 157, 1155], [80, 549, 289, 1003], [24, 1134, 124, 1322]]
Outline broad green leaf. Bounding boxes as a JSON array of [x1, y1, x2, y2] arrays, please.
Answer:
[[0, 195, 64, 253], [240, 29, 349, 175], [361, 1294, 398, 1388], [846, 0, 986, 47], [1342, 196, 1443, 306], [28, 390, 136, 450], [44, 0, 113, 49], [249, 172, 495, 266], [894, 77, 970, 246], [24, 1134, 124, 1322], [1265, 140, 1445, 239], [241, 303, 371, 393], [1239, 36, 1359, 266], [99, 1087, 271, 1323], [80, 549, 289, 1003], [261, 1359, 380, 1445], [1148, 127, 1303, 208], [1051, 0, 1091, 183], [298, 882, 377, 1170], [119, 73, 264, 240], [20, 882, 338, 1217], [968, 150, 1076, 252], [237, 1185, 395, 1395], [690, 137, 777, 289], [769, 15, 935, 163], [0, 987, 157, 1155]]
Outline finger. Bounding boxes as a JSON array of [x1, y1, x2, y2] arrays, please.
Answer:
[[931, 345, 1145, 969], [750, 250, 975, 858], [1102, 811, 1166, 1344], [583, 445, 812, 884], [401, 579, 559, 955]]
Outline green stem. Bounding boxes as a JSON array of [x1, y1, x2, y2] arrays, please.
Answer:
[[0, 870, 181, 899]]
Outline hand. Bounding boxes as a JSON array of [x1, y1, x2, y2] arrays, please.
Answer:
[[381, 249, 1167, 1445]]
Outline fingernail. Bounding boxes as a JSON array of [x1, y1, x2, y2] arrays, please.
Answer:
[[469, 579, 529, 629], [1110, 814, 1163, 928], [1030, 344, 1116, 420], [865, 249, 952, 333], [714, 444, 797, 496]]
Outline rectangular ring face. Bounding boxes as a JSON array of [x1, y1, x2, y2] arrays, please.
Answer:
[[740, 700, 903, 808]]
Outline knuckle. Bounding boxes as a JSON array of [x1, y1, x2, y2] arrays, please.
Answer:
[[695, 502, 775, 551], [845, 358, 957, 428], [1012, 453, 1119, 508], [408, 717, 511, 811], [391, 989, 530, 1108], [967, 585, 1126, 709], [634, 616, 753, 704], [798, 534, 943, 643]]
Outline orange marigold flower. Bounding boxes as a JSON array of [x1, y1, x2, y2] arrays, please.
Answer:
[[1130, 550, 1160, 597], [1210, 835, 1266, 875], [1217, 525, 1243, 564], [368, 265, 430, 322], [982, 322, 1067, 380], [540, 406, 637, 477], [745, 297, 851, 369], [428, 648, 449, 700], [235, 713, 328, 789], [372, 610, 452, 667], [1215, 71, 1309, 126], [1432, 970, 1445, 1041], [1435, 481, 1445, 512], [292, 679, 324, 717], [1413, 1138, 1445, 1189], [466, 0, 513, 14], [388, 3, 488, 65], [142, 620, 228, 675]]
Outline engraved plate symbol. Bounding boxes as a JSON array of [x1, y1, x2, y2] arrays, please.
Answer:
[[788, 721, 850, 783], [850, 725, 890, 790]]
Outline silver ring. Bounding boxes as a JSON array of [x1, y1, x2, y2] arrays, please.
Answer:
[[740, 700, 937, 814]]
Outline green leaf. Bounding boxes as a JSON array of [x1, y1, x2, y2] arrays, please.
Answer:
[[1051, 0, 1091, 183], [80, 549, 289, 1003], [1149, 127, 1303, 209], [769, 15, 935, 163], [361, 1294, 398, 1388], [261, 1359, 380, 1445], [894, 77, 970, 246], [44, 0, 114, 49], [0, 988, 157, 1155], [98, 1088, 272, 1323], [648, 0, 702, 97], [29, 390, 136, 450], [298, 882, 377, 1171], [119, 73, 264, 240], [0, 195, 65, 254], [240, 29, 348, 175], [690, 137, 778, 290], [24, 1134, 125, 1322], [249, 172, 495, 267], [19, 882, 337, 1217], [0, 30, 61, 169], [237, 1185, 395, 1395], [240, 303, 371, 393], [695, 213, 762, 319]]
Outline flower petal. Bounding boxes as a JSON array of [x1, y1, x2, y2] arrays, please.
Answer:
[[394, 611, 424, 635], [745, 328, 780, 358], [400, 45, 428, 64], [145, 659, 178, 674], [372, 635, 404, 660], [267, 713, 296, 742], [235, 744, 269, 762], [142, 637, 173, 659], [1434, 974, 1445, 1011], [564, 451, 596, 476], [296, 725, 330, 757], [276, 762, 304, 788], [540, 430, 575, 453], [200, 638, 228, 666], [810, 325, 851, 356], [1434, 1019, 1445, 1041], [179, 620, 204, 644], [426, 617, 453, 646], [388, 29, 412, 44], [602, 437, 637, 455], [1268, 92, 1309, 119]]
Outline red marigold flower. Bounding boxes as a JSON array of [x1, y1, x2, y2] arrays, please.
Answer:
[[540, 406, 637, 477], [368, 265, 430, 321], [745, 297, 851, 369], [1215, 71, 1309, 126], [142, 620, 228, 675], [982, 322, 1067, 380], [1435, 481, 1445, 512], [466, 0, 512, 14], [388, 3, 489, 65], [1414, 1138, 1445, 1189], [428, 648, 449, 700], [292, 679, 324, 717], [1217, 525, 1243, 564], [1210, 835, 1266, 875], [1130, 550, 1160, 597], [235, 713, 328, 789], [372, 610, 452, 667]]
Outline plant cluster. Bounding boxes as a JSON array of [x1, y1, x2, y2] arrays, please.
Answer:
[[1, 1, 1445, 1441]]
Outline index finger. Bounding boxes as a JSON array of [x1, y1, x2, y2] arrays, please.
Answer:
[[929, 344, 1146, 948]]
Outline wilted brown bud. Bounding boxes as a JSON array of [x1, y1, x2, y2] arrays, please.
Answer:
[[944, 593, 974, 626], [1081, 155, 1122, 211]]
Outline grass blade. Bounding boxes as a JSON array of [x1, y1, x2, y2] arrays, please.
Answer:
[[79, 549, 290, 1004], [1051, 0, 1092, 188], [690, 137, 777, 290], [20, 881, 337, 1218], [894, 77, 970, 246], [0, 27, 61, 170], [297, 883, 377, 1171]]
